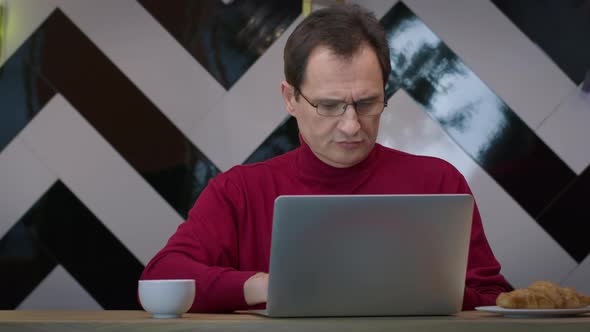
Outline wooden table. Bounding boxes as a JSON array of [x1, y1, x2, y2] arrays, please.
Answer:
[[0, 310, 589, 331]]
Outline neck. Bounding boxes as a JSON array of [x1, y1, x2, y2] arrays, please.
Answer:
[[294, 136, 380, 193]]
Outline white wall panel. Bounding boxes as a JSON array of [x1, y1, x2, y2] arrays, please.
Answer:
[[562, 254, 590, 295], [188, 16, 303, 171], [0, 136, 56, 238], [17, 265, 102, 310], [351, 0, 398, 18], [53, 0, 225, 137], [20, 95, 184, 264], [537, 86, 590, 174]]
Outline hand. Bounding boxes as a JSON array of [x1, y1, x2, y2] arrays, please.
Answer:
[[243, 272, 269, 306]]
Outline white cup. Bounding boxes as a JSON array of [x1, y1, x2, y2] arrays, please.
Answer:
[[138, 279, 195, 319]]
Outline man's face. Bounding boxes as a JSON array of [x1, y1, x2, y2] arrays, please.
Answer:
[[281, 45, 385, 168]]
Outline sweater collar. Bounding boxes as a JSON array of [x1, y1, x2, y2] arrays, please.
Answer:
[[294, 135, 380, 192]]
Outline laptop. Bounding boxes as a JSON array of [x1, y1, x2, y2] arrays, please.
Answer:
[[253, 194, 474, 317]]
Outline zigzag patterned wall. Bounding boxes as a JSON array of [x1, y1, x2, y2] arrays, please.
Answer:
[[1, 0, 589, 309]]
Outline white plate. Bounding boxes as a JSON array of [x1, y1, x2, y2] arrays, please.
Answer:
[[476, 305, 590, 318]]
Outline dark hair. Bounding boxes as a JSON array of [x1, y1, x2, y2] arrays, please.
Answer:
[[284, 4, 391, 95]]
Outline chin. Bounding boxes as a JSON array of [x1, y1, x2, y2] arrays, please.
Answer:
[[331, 153, 367, 168]]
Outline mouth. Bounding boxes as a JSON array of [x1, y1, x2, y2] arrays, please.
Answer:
[[336, 141, 362, 149]]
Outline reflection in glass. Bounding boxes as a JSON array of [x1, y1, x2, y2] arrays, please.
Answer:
[[380, 3, 576, 252], [140, 0, 300, 89], [244, 116, 299, 164], [384, 4, 508, 163]]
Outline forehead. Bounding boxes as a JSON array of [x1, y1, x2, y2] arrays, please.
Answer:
[[301, 45, 383, 94]]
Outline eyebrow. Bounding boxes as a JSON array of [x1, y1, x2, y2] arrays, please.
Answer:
[[316, 95, 381, 103], [355, 96, 380, 103]]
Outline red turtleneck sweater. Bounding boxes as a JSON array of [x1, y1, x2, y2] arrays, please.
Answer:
[[141, 141, 511, 312]]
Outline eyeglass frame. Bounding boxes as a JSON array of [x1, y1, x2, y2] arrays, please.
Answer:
[[295, 88, 387, 117]]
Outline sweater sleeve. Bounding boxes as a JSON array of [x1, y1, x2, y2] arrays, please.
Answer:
[[140, 174, 258, 313], [452, 172, 512, 310]]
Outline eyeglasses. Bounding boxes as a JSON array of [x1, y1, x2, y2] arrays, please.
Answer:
[[296, 89, 387, 117]]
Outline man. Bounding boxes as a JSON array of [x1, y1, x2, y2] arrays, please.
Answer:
[[141, 4, 511, 313]]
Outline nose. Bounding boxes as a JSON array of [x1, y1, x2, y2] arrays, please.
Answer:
[[337, 105, 361, 136]]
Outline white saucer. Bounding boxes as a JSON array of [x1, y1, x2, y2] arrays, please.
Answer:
[[476, 305, 590, 318]]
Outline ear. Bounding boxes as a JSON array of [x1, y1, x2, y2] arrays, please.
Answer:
[[281, 81, 297, 117]]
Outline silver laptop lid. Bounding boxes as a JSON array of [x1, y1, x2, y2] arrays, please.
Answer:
[[267, 194, 474, 317]]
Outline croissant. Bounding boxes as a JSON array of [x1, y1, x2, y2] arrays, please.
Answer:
[[496, 281, 590, 309]]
